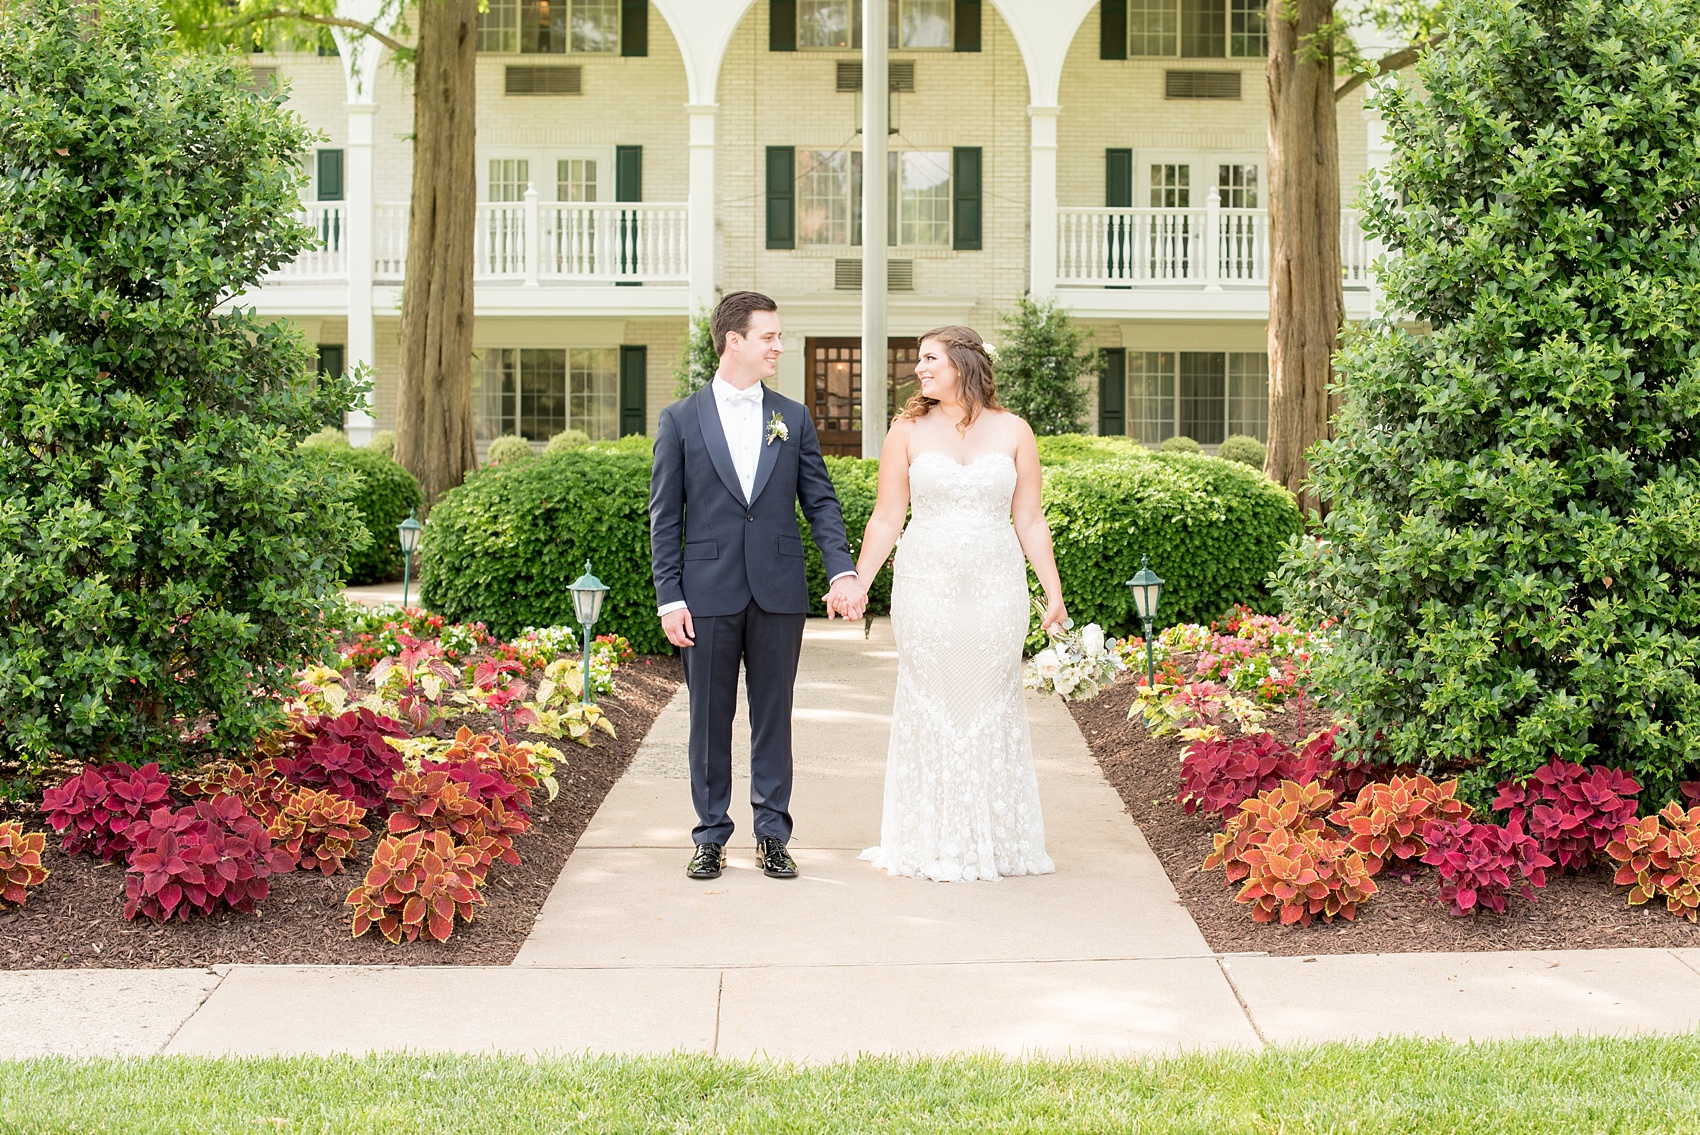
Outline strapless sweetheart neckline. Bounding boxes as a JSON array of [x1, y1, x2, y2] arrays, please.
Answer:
[[908, 449, 1016, 470]]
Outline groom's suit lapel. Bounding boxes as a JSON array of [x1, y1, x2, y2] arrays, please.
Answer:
[[748, 388, 783, 506], [694, 386, 748, 506]]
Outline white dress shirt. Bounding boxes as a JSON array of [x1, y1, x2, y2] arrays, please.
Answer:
[[657, 377, 855, 617]]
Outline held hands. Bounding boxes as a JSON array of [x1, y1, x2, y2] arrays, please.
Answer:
[[1039, 593, 1069, 634], [824, 575, 868, 621]]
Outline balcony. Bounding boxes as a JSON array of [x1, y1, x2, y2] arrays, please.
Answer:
[[1056, 198, 1375, 303]]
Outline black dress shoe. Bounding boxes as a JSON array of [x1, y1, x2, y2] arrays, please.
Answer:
[[686, 843, 724, 880], [756, 837, 798, 879]]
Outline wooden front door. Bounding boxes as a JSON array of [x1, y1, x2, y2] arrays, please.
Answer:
[[807, 338, 924, 457]]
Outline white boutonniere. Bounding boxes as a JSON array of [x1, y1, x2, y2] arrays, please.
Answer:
[[765, 411, 789, 446]]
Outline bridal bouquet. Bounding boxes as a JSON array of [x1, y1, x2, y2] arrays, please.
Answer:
[[1023, 603, 1126, 702]]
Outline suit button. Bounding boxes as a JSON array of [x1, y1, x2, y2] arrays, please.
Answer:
[[747, 515, 755, 522]]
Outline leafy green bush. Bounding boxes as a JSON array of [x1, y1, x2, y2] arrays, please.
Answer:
[[672, 310, 716, 400], [367, 430, 396, 460], [1160, 435, 1201, 454], [545, 429, 591, 454], [1034, 434, 1148, 466], [797, 457, 893, 620], [1274, 0, 1700, 802], [300, 427, 348, 449], [1043, 454, 1301, 637], [992, 297, 1096, 436], [0, 0, 364, 772], [311, 447, 423, 585], [1218, 435, 1266, 469], [485, 436, 534, 467]]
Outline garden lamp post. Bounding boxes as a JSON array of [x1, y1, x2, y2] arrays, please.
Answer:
[[397, 511, 424, 610], [1127, 556, 1165, 688], [568, 560, 610, 705]]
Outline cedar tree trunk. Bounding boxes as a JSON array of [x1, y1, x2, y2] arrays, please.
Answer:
[[395, 0, 479, 509], [1265, 0, 1344, 518]]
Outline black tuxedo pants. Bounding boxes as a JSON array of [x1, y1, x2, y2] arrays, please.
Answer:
[[681, 599, 806, 846]]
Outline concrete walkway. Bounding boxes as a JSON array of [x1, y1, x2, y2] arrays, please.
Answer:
[[8, 621, 1700, 1059]]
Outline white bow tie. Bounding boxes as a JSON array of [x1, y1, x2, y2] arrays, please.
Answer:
[[720, 383, 764, 406]]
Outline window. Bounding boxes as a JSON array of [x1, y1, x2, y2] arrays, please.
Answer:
[[1217, 162, 1258, 208], [1150, 163, 1190, 208], [488, 159, 531, 201], [1126, 351, 1269, 444], [797, 0, 954, 49], [476, 348, 620, 443], [1127, 0, 1265, 58], [795, 149, 952, 248], [478, 0, 618, 53], [557, 158, 598, 202]]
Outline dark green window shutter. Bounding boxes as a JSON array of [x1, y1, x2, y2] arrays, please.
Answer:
[[316, 149, 344, 201], [766, 146, 795, 250], [771, 0, 797, 51], [952, 147, 982, 251], [620, 346, 648, 436], [1106, 148, 1133, 207], [1101, 0, 1127, 60], [954, 0, 981, 51], [1099, 349, 1127, 436], [615, 146, 643, 202], [621, 0, 647, 56]]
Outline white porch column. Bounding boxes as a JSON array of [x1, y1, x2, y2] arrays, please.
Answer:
[[343, 101, 377, 445], [861, 0, 890, 459], [687, 104, 718, 316], [1028, 105, 1060, 299]]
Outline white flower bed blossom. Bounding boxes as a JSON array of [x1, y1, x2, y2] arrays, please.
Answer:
[[1023, 615, 1125, 702]]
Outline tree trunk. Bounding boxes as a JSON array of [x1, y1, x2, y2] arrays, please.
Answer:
[[1265, 0, 1344, 519], [395, 0, 479, 510]]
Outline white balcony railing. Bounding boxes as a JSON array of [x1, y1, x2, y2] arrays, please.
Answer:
[[1057, 194, 1374, 289], [369, 197, 690, 285], [272, 205, 347, 280]]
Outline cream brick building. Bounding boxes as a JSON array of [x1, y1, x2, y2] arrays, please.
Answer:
[[245, 0, 1383, 459]]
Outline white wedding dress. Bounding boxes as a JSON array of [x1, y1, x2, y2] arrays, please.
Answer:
[[859, 451, 1056, 882]]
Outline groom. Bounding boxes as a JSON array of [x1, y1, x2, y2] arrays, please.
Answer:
[[649, 291, 866, 881]]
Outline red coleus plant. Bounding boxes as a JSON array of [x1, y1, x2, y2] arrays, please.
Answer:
[[267, 789, 372, 876], [421, 726, 538, 816], [385, 769, 529, 871], [0, 821, 50, 907], [1329, 774, 1473, 874], [1604, 803, 1700, 922], [122, 797, 294, 923], [181, 759, 293, 826], [40, 762, 172, 861], [272, 708, 409, 814], [1419, 818, 1554, 917], [347, 830, 487, 943], [1178, 726, 1342, 820], [1493, 759, 1641, 872]]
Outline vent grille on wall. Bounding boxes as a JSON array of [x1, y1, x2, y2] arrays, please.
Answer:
[[505, 66, 584, 95], [245, 66, 279, 92], [1164, 70, 1241, 100], [834, 259, 914, 290], [836, 59, 917, 92]]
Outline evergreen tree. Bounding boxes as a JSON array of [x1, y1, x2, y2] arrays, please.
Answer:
[[993, 297, 1095, 436]]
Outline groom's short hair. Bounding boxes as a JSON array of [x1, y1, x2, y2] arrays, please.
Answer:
[[712, 291, 778, 356]]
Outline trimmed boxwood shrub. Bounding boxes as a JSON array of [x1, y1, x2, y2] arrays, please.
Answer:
[[1034, 434, 1148, 466], [309, 447, 423, 585], [1276, 0, 1700, 804], [1042, 454, 1300, 637], [421, 440, 1298, 653]]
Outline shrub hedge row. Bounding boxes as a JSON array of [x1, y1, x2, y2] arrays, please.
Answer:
[[418, 435, 1299, 654], [307, 446, 423, 586]]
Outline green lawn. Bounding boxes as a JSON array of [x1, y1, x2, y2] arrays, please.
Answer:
[[4, 1035, 1698, 1133]]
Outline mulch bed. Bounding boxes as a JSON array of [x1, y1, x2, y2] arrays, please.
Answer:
[[0, 656, 682, 970], [1069, 674, 1700, 955]]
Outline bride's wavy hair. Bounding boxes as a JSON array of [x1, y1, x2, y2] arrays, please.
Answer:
[[899, 325, 1002, 434]]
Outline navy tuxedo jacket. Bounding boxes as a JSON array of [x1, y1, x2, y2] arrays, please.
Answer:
[[649, 384, 856, 618]]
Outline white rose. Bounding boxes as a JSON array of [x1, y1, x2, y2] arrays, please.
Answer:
[[1082, 624, 1105, 658], [1034, 649, 1062, 680]]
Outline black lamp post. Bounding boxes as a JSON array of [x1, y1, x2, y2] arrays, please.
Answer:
[[397, 510, 424, 609], [1127, 555, 1165, 687], [568, 560, 610, 705]]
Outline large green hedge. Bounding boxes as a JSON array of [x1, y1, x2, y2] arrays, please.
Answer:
[[308, 446, 422, 585], [420, 435, 1298, 653]]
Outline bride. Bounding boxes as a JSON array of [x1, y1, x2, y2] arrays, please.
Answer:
[[850, 325, 1067, 882]]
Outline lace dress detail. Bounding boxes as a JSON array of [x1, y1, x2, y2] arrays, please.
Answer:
[[859, 451, 1055, 882]]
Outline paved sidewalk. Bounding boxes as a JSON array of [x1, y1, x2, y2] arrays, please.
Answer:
[[8, 621, 1700, 1059]]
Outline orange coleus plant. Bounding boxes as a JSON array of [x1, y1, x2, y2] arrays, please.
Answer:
[[1203, 778, 1337, 884], [346, 831, 487, 943], [385, 768, 529, 871], [1605, 802, 1700, 922], [1235, 826, 1380, 926], [1328, 774, 1473, 873], [181, 759, 293, 826], [268, 789, 372, 875], [0, 821, 49, 907]]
